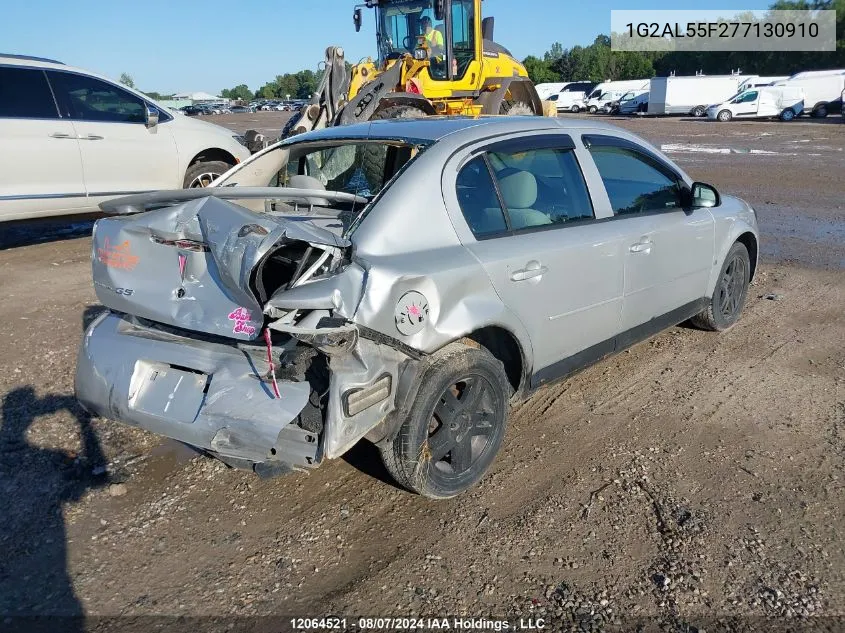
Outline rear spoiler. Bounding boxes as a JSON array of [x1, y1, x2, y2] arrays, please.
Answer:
[[99, 187, 369, 215]]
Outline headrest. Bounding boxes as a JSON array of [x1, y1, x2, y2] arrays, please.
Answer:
[[497, 169, 537, 209]]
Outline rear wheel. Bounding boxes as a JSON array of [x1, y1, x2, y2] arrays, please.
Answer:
[[692, 105, 707, 117], [717, 109, 733, 122], [361, 105, 428, 189], [811, 104, 828, 118], [780, 108, 796, 122], [570, 104, 580, 113], [691, 242, 750, 331], [380, 343, 510, 499], [183, 160, 230, 188]]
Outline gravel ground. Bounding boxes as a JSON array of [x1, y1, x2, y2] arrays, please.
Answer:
[[0, 112, 843, 632]]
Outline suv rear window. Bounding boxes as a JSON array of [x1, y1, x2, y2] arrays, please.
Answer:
[[0, 66, 59, 119]]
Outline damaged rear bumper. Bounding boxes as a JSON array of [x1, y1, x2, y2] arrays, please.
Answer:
[[75, 311, 320, 469]]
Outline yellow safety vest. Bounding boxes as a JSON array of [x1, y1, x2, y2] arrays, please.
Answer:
[[425, 28, 444, 49]]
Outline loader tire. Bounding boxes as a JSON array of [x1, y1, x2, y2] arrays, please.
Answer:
[[361, 105, 428, 190], [500, 100, 534, 116], [280, 109, 306, 140]]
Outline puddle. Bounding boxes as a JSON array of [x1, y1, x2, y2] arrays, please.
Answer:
[[661, 143, 797, 156]]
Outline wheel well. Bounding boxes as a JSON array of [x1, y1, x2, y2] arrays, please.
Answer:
[[188, 148, 238, 168], [736, 232, 758, 281], [464, 326, 525, 395]]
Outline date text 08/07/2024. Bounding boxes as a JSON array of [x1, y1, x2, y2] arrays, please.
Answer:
[[625, 21, 820, 39], [289, 617, 547, 630]]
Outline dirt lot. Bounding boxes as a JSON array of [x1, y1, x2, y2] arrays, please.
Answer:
[[1, 112, 843, 632]]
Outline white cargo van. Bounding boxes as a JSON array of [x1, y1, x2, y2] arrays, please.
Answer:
[[547, 81, 597, 113], [617, 90, 650, 114], [773, 71, 845, 117], [706, 86, 805, 122], [647, 75, 756, 116], [534, 82, 570, 100], [584, 79, 650, 113]]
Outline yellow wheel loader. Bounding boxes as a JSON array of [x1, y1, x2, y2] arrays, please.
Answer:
[[277, 0, 546, 141]]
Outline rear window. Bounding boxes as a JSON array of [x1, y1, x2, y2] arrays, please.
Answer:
[[0, 66, 58, 119]]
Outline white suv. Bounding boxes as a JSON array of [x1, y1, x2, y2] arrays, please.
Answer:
[[0, 54, 251, 222]]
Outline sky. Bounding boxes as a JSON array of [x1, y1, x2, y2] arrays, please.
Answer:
[[1, 0, 773, 95]]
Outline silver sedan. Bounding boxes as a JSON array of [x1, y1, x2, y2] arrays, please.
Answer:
[[76, 116, 759, 498]]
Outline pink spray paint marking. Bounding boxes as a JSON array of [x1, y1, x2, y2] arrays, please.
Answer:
[[228, 307, 256, 336], [178, 253, 187, 281]]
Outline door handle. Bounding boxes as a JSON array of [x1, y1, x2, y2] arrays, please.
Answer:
[[629, 240, 653, 254], [510, 260, 547, 282], [79, 134, 104, 141], [49, 132, 74, 139]]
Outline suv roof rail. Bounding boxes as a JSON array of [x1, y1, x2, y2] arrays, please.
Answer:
[[0, 53, 65, 64]]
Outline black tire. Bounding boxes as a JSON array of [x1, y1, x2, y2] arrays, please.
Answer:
[[499, 100, 535, 116], [380, 342, 510, 499], [780, 108, 796, 122], [570, 104, 580, 113], [692, 105, 707, 117], [280, 109, 306, 139], [717, 109, 733, 122], [588, 105, 598, 114], [811, 104, 828, 118], [183, 160, 230, 188], [691, 242, 751, 332], [360, 105, 428, 189]]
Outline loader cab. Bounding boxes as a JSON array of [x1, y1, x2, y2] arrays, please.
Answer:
[[367, 0, 483, 83]]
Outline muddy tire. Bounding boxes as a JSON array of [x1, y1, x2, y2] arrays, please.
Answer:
[[280, 108, 307, 139], [183, 160, 230, 188], [499, 100, 534, 116], [380, 342, 510, 499], [692, 105, 707, 117], [717, 109, 733, 122], [691, 242, 751, 332], [360, 105, 428, 190]]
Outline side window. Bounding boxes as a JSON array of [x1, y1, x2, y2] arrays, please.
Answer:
[[0, 67, 58, 119], [486, 148, 594, 229], [587, 145, 682, 216], [456, 156, 507, 237], [48, 72, 146, 123]]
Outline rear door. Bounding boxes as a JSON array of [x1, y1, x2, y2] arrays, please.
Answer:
[[0, 65, 87, 220], [582, 135, 714, 334], [46, 70, 179, 196], [447, 135, 626, 384]]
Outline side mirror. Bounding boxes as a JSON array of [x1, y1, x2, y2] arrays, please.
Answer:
[[690, 182, 720, 208], [353, 8, 362, 32], [145, 105, 159, 128], [434, 0, 445, 22], [482, 16, 495, 40]]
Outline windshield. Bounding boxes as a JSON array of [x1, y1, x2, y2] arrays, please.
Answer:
[[376, 0, 442, 63]]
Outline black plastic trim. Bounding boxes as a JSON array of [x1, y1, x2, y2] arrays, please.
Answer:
[[530, 298, 707, 390]]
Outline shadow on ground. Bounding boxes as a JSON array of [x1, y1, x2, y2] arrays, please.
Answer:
[[0, 386, 108, 631]]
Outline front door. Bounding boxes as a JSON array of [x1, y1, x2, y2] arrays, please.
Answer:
[[583, 137, 714, 332], [450, 138, 626, 382], [731, 89, 760, 117], [47, 70, 179, 196]]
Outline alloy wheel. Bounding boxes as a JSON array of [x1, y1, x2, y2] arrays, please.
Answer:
[[717, 253, 747, 320]]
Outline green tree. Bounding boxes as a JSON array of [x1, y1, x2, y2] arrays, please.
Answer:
[[119, 73, 135, 88], [221, 84, 254, 101], [522, 55, 560, 83]]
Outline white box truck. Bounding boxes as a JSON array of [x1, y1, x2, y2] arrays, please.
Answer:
[[772, 71, 845, 117], [647, 75, 756, 117], [584, 79, 651, 113], [706, 86, 805, 122]]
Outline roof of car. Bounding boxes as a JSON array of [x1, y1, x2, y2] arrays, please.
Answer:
[[290, 115, 629, 145]]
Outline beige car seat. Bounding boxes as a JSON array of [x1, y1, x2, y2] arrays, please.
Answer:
[[494, 170, 551, 230]]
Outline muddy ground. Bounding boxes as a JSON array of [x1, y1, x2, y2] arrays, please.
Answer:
[[0, 113, 843, 632]]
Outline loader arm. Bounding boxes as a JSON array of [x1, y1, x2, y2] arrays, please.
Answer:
[[282, 46, 351, 139]]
